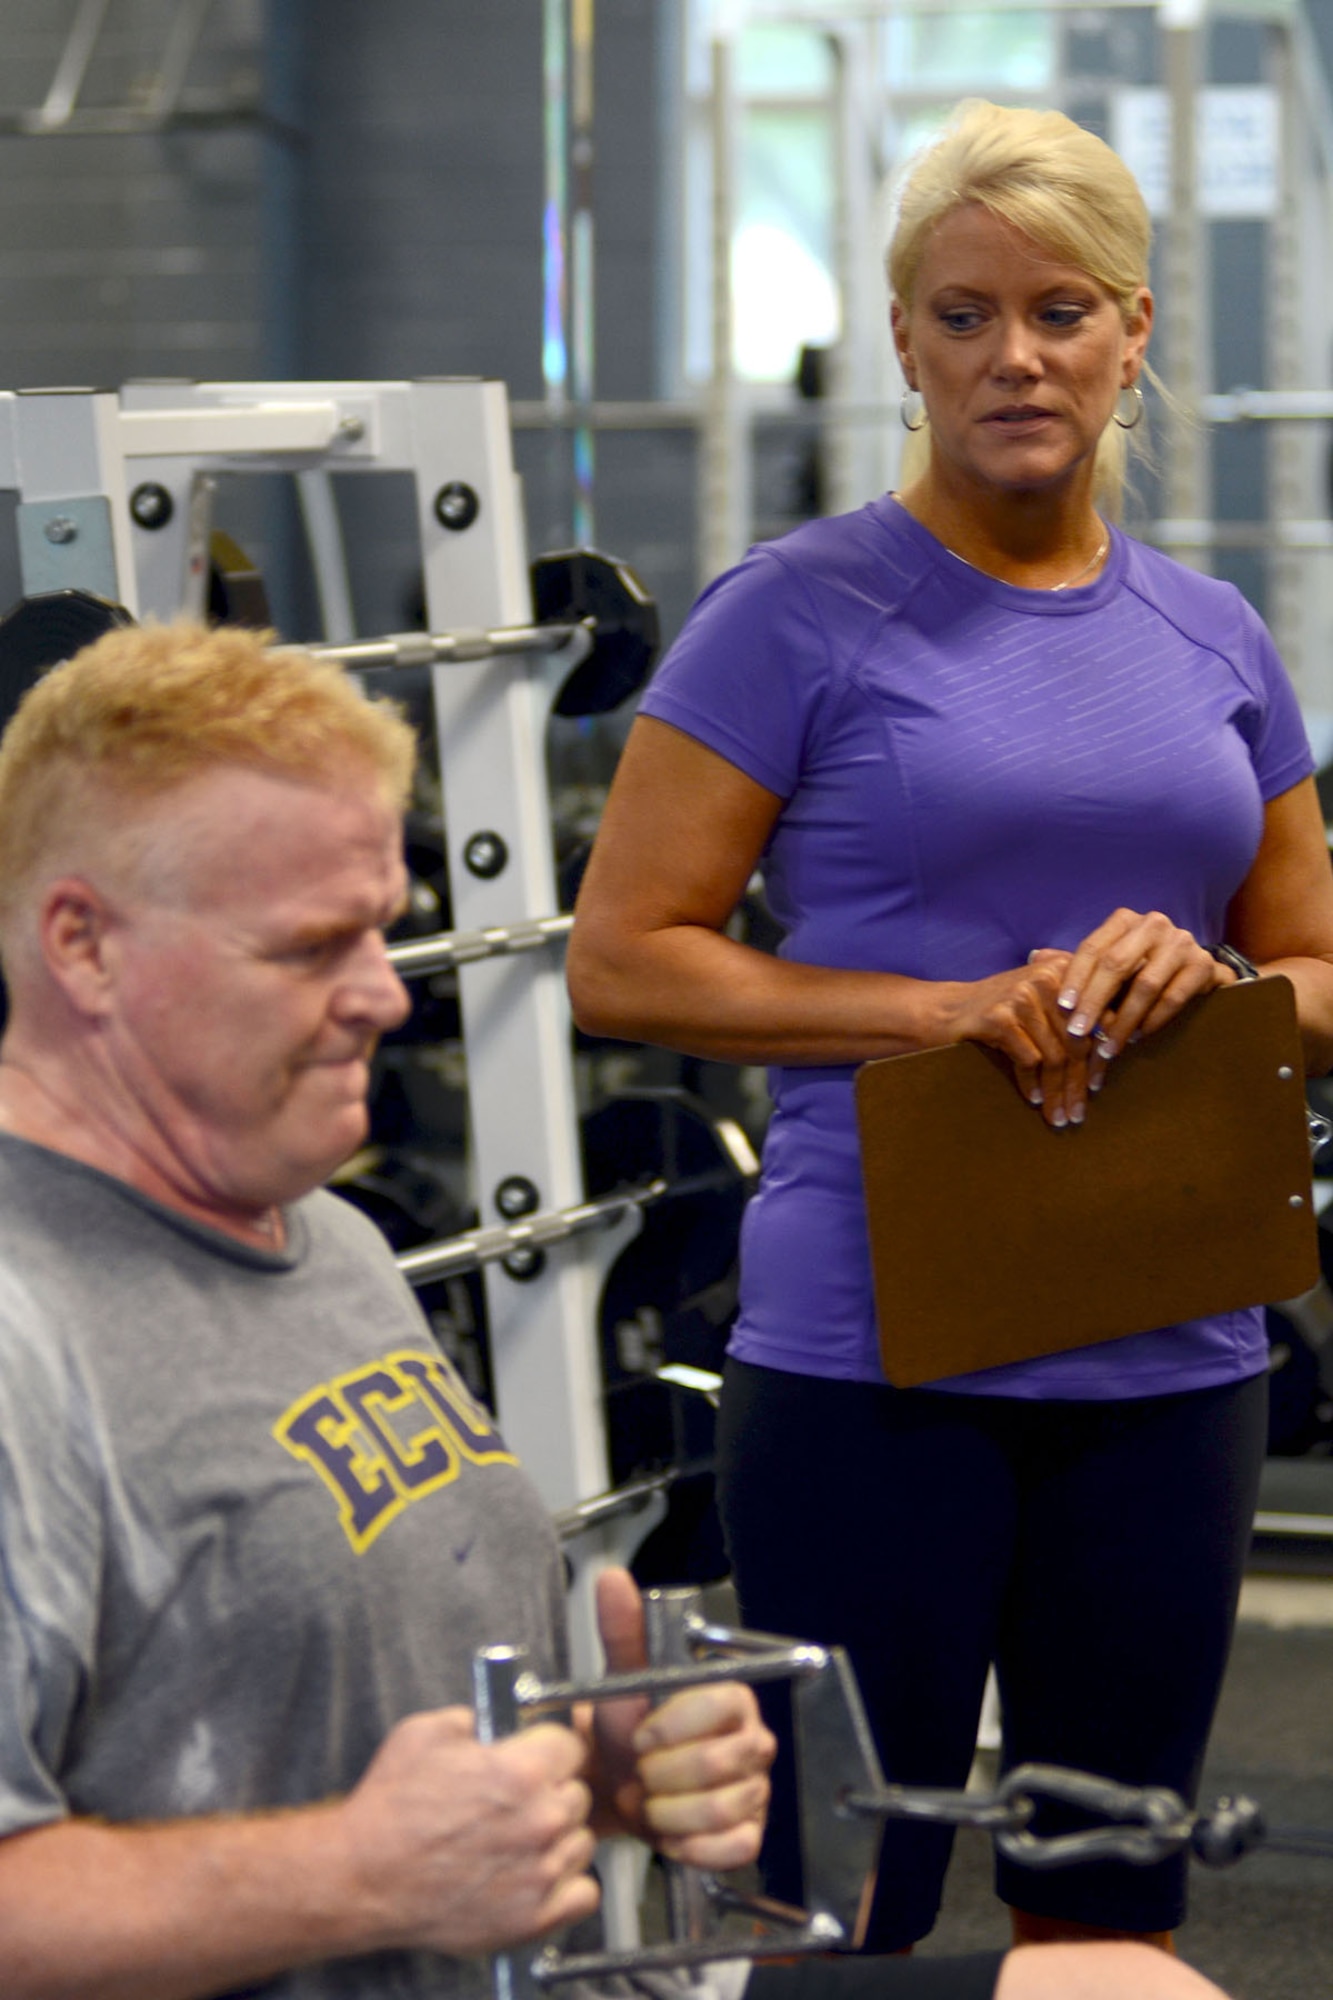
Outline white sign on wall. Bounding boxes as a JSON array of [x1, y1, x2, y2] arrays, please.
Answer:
[[1110, 87, 1280, 219]]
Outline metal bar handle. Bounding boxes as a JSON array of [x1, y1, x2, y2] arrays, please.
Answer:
[[514, 1645, 832, 1718], [474, 1648, 544, 2000], [644, 1588, 717, 1949]]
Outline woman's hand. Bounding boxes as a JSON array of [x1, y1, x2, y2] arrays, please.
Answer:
[[944, 913, 1227, 1129], [940, 952, 1079, 1126], [1033, 909, 1227, 1126], [1057, 907, 1226, 1041]]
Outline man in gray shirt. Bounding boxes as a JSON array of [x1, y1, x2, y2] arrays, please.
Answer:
[[0, 620, 1230, 2000]]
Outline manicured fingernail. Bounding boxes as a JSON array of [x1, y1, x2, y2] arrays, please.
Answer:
[[1097, 1039, 1118, 1060], [1057, 988, 1077, 1012], [1029, 1087, 1043, 1106], [1130, 1031, 1142, 1044], [1051, 1108, 1068, 1129], [1068, 1012, 1090, 1038], [1070, 1102, 1085, 1126], [1089, 1072, 1104, 1094]]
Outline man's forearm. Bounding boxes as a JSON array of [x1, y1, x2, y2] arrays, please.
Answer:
[[0, 1712, 607, 2000], [0, 1810, 381, 2000]]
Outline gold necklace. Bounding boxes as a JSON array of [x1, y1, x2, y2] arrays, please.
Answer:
[[943, 531, 1108, 592]]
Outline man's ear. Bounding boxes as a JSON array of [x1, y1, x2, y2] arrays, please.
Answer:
[[38, 878, 119, 1016]]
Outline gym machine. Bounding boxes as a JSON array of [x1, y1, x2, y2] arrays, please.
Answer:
[[477, 1584, 1329, 2000]]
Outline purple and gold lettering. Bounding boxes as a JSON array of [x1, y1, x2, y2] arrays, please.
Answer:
[[276, 1392, 400, 1548], [274, 1349, 516, 1554], [342, 1367, 458, 1493], [394, 1352, 515, 1465]]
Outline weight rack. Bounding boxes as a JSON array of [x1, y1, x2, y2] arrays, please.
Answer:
[[0, 379, 650, 1628]]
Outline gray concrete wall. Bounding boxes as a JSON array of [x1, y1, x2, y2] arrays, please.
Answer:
[[286, 0, 691, 649], [0, 0, 268, 611], [1, 3, 1332, 653]]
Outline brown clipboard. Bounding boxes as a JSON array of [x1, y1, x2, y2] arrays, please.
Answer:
[[855, 976, 1319, 1388]]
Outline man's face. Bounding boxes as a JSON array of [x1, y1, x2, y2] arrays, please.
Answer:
[[103, 762, 411, 1218]]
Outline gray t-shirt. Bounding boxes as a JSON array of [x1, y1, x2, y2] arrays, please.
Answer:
[[0, 1132, 567, 1997]]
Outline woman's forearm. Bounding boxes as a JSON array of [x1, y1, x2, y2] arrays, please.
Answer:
[[568, 919, 980, 1067]]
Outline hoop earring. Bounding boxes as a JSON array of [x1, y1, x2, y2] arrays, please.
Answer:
[[900, 387, 928, 433], [1113, 383, 1145, 431]]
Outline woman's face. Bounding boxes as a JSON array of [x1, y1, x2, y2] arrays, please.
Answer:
[[891, 203, 1152, 503]]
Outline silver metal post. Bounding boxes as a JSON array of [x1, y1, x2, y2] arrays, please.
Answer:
[[1266, 14, 1309, 686], [296, 470, 357, 644], [827, 20, 888, 516], [569, 0, 597, 545], [699, 29, 747, 584], [1160, 6, 1211, 567], [474, 1648, 542, 2000], [644, 1587, 714, 1947], [30, 0, 111, 131], [143, 0, 214, 126]]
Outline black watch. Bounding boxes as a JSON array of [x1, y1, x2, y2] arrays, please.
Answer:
[[1208, 942, 1261, 982]]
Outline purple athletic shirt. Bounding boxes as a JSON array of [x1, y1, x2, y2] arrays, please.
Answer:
[[637, 495, 1315, 1397]]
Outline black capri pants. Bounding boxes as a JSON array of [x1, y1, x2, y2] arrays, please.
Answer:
[[716, 1358, 1268, 1951]]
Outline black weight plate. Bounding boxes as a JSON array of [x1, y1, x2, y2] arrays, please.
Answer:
[[532, 548, 660, 717], [0, 588, 135, 734], [581, 1086, 754, 1200]]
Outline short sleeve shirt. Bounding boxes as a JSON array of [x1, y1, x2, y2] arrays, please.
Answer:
[[639, 499, 1314, 1395]]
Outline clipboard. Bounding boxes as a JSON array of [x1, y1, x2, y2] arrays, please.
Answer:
[[855, 976, 1319, 1388]]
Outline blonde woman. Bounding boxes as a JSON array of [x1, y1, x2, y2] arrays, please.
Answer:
[[569, 100, 1333, 1957]]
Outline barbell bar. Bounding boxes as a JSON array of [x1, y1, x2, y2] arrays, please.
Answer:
[[392, 1092, 759, 1289], [307, 619, 589, 673], [308, 547, 659, 718], [0, 548, 659, 725], [393, 1178, 671, 1287], [386, 912, 572, 979], [551, 1466, 677, 1543]]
